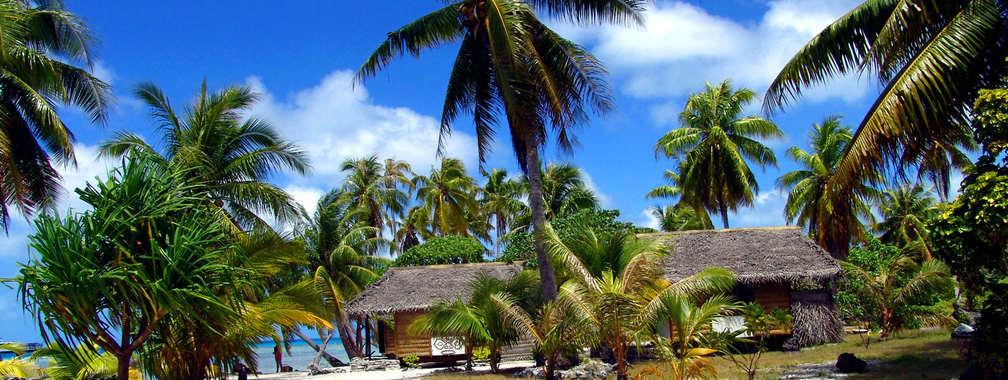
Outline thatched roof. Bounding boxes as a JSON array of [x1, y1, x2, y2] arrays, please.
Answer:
[[641, 227, 842, 285], [345, 262, 523, 318]]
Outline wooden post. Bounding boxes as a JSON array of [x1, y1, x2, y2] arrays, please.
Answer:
[[365, 316, 372, 358]]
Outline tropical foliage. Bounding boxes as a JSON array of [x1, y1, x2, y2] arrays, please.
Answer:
[[393, 235, 486, 267], [839, 237, 955, 342], [100, 82, 310, 229], [656, 79, 782, 229], [873, 183, 941, 258], [777, 115, 875, 254], [765, 0, 1004, 256], [0, 0, 113, 230], [355, 0, 645, 304]]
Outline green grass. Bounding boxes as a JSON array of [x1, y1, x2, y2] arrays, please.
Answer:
[[424, 329, 964, 380]]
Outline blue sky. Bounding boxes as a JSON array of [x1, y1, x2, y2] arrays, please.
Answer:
[[0, 0, 896, 342]]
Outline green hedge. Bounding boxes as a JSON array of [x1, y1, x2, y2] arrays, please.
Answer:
[[393, 236, 486, 267]]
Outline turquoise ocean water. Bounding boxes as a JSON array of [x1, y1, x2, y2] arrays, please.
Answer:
[[251, 339, 351, 373]]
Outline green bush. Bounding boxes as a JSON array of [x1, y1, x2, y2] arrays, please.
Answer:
[[498, 209, 637, 268], [393, 236, 486, 267]]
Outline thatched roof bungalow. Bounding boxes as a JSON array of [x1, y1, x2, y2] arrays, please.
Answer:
[[642, 226, 845, 347], [345, 262, 530, 361]]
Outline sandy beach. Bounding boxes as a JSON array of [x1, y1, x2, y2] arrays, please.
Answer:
[[234, 360, 535, 380]]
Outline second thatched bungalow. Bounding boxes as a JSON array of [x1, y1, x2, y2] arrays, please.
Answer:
[[345, 261, 531, 361], [642, 226, 845, 347]]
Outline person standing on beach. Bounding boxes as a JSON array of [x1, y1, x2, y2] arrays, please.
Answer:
[[273, 345, 283, 373]]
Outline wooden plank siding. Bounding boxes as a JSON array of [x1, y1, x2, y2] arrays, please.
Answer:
[[393, 311, 432, 357], [381, 320, 396, 356], [753, 283, 791, 312]]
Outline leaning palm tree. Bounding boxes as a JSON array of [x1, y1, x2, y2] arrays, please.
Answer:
[[656, 79, 783, 229], [99, 81, 310, 229], [300, 189, 389, 360], [0, 0, 113, 230], [874, 183, 941, 257], [354, 0, 645, 303], [764, 0, 1005, 246], [776, 115, 876, 256]]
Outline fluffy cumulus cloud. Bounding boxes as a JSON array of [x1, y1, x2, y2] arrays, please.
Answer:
[[554, 0, 871, 122], [247, 71, 479, 210]]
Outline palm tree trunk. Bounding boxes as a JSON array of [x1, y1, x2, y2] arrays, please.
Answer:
[[115, 353, 131, 380], [294, 329, 346, 366], [719, 202, 730, 229], [336, 315, 363, 359], [526, 146, 558, 302]]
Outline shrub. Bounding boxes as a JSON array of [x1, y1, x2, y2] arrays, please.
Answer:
[[393, 236, 486, 267]]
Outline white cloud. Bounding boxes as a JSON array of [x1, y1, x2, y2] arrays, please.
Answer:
[[731, 188, 789, 228], [558, 0, 870, 107], [91, 60, 116, 87], [579, 170, 613, 207], [246, 71, 479, 190], [637, 208, 662, 230], [55, 143, 119, 213], [285, 185, 327, 216]]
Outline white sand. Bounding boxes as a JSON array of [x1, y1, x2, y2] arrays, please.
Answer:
[[236, 360, 535, 380]]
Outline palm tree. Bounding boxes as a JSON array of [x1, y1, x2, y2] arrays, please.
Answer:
[[840, 254, 955, 340], [354, 0, 645, 303], [300, 189, 389, 359], [31, 342, 142, 380], [542, 226, 736, 379], [500, 298, 596, 380], [340, 155, 411, 241], [409, 270, 539, 373], [648, 294, 739, 380], [656, 79, 783, 229], [776, 115, 875, 257], [905, 135, 975, 203], [414, 158, 479, 237], [0, 0, 113, 230], [648, 203, 713, 232], [0, 343, 38, 379], [383, 157, 416, 252], [874, 183, 941, 258], [99, 81, 310, 229], [647, 169, 713, 232], [530, 163, 600, 220], [764, 0, 1004, 236], [480, 168, 526, 257]]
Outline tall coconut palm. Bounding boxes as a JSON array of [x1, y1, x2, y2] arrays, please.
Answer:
[[99, 82, 310, 229], [874, 183, 941, 258], [340, 155, 411, 240], [764, 0, 1006, 237], [904, 135, 975, 203], [354, 0, 645, 302], [414, 158, 479, 237], [656, 79, 783, 229], [776, 115, 875, 255], [383, 157, 416, 252], [0, 0, 113, 230], [481, 168, 526, 256]]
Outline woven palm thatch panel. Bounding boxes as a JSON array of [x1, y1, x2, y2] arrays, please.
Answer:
[[643, 227, 842, 286], [501, 336, 535, 361], [346, 262, 524, 318], [790, 290, 844, 347], [394, 311, 432, 357]]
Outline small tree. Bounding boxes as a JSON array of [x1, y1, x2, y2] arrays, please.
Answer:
[[16, 156, 247, 380], [839, 248, 955, 341], [721, 303, 793, 380]]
